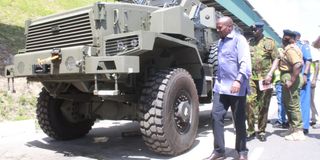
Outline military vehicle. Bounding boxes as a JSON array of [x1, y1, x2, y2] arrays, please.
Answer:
[[5, 0, 220, 155]]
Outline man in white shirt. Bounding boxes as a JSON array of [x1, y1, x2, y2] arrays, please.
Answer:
[[310, 45, 320, 127], [313, 36, 320, 48]]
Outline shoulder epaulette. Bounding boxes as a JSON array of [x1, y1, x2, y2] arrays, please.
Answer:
[[263, 37, 275, 42]]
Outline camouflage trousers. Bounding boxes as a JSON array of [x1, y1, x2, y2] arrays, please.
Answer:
[[246, 79, 273, 135], [281, 72, 303, 129]]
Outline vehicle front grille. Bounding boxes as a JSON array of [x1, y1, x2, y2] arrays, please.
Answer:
[[105, 35, 139, 56], [26, 13, 93, 52]]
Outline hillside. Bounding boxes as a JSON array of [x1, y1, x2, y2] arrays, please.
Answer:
[[0, 0, 111, 75]]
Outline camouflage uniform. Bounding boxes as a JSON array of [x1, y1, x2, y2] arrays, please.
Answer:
[[247, 37, 277, 136], [279, 44, 303, 129]]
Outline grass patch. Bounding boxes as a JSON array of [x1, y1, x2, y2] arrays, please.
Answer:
[[0, 0, 112, 26], [0, 0, 112, 54], [0, 90, 37, 121]]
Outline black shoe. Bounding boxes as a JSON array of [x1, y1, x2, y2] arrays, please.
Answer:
[[272, 121, 283, 128], [247, 132, 256, 141], [282, 122, 289, 129], [310, 122, 316, 127], [203, 152, 225, 160], [257, 134, 266, 142], [303, 129, 309, 135]]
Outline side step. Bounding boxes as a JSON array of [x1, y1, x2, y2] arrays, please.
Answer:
[[93, 74, 120, 96], [93, 90, 119, 96]]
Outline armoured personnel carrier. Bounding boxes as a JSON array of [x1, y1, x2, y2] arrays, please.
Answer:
[[6, 0, 220, 155]]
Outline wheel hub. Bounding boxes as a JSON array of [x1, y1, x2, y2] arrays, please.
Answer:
[[177, 101, 191, 122], [61, 101, 85, 123], [174, 91, 193, 133]]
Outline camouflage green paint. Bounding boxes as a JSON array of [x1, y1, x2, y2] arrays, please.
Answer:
[[281, 73, 303, 129], [247, 37, 277, 135], [250, 37, 277, 80], [246, 79, 272, 135]]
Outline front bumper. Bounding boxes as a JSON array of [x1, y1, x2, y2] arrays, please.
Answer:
[[7, 45, 140, 78]]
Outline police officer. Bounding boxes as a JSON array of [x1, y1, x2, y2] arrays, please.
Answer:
[[264, 29, 305, 141], [272, 67, 288, 129], [295, 32, 312, 134], [246, 22, 277, 142], [272, 49, 289, 129]]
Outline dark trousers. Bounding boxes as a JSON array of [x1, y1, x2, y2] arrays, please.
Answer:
[[211, 93, 248, 154]]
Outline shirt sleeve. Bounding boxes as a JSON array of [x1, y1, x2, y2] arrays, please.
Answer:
[[270, 40, 278, 61], [236, 35, 252, 82], [287, 48, 302, 65], [276, 48, 284, 59], [302, 44, 312, 61], [311, 47, 320, 62]]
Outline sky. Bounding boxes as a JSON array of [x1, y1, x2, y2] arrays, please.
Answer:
[[247, 0, 320, 43]]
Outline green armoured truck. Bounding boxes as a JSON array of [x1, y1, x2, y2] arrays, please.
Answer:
[[5, 0, 221, 155]]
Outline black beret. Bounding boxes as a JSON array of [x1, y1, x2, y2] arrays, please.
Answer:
[[254, 22, 264, 28], [283, 29, 296, 38], [293, 31, 301, 37], [251, 22, 264, 29]]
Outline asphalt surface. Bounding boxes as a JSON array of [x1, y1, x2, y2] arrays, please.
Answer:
[[1, 86, 320, 160]]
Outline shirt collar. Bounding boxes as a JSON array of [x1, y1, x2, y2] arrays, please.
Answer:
[[226, 29, 236, 39], [284, 43, 297, 51], [296, 40, 303, 45]]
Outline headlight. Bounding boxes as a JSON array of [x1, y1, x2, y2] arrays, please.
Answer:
[[117, 41, 127, 51], [65, 56, 76, 71], [17, 61, 25, 74], [130, 39, 139, 47]]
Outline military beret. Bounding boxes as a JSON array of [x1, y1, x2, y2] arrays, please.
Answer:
[[293, 31, 301, 37], [250, 22, 264, 30], [283, 29, 296, 38], [254, 22, 264, 28]]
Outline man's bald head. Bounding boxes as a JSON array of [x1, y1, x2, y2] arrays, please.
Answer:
[[217, 16, 234, 27], [216, 16, 234, 38], [313, 36, 320, 48]]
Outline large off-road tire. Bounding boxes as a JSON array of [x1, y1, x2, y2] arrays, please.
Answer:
[[36, 88, 94, 140], [208, 42, 218, 77], [139, 68, 199, 155]]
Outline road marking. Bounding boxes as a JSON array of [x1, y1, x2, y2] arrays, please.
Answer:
[[249, 146, 264, 160]]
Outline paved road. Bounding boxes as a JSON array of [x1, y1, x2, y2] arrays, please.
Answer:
[[1, 90, 320, 159]]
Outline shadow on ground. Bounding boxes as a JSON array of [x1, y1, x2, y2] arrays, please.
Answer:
[[27, 121, 165, 160], [26, 109, 233, 160]]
